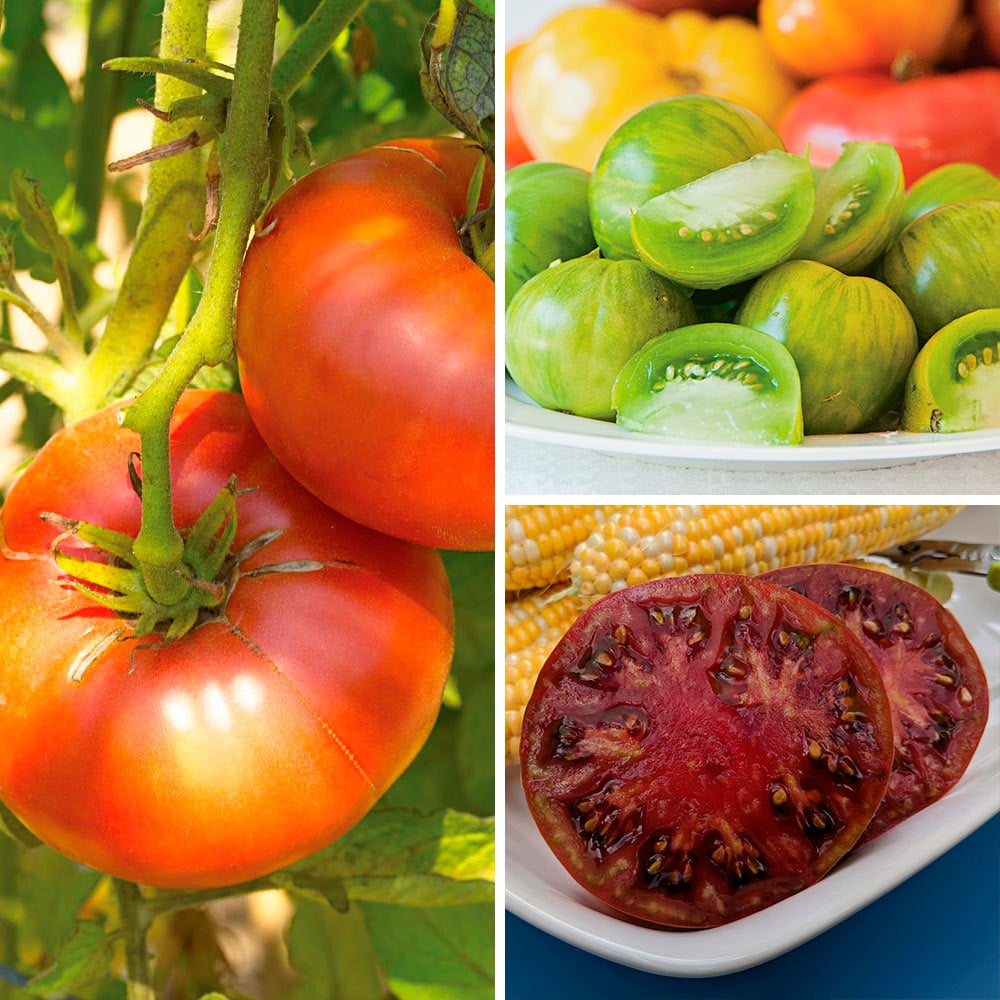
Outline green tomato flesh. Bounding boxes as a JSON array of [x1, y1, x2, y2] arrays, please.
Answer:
[[590, 95, 783, 261], [506, 255, 696, 420], [901, 309, 1000, 433], [631, 150, 815, 290], [794, 141, 904, 275], [612, 322, 803, 445]]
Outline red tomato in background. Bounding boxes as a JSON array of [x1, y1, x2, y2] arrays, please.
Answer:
[[778, 68, 1000, 182], [506, 44, 534, 169], [236, 138, 494, 552], [0, 391, 455, 888]]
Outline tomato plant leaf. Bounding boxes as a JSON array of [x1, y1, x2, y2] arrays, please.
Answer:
[[419, 0, 494, 161], [0, 801, 41, 849], [279, 809, 493, 909], [383, 551, 493, 816], [361, 901, 492, 1000], [25, 921, 111, 999], [285, 897, 389, 1000]]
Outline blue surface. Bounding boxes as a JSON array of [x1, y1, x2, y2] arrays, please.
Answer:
[[506, 814, 1000, 1000]]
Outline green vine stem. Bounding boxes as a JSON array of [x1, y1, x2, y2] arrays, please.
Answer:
[[271, 0, 367, 99], [113, 880, 155, 1000], [69, 0, 211, 423], [122, 0, 279, 604], [73, 0, 144, 248]]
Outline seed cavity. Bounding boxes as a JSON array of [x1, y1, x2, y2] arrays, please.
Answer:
[[571, 779, 644, 858], [703, 830, 767, 887], [553, 706, 651, 762]]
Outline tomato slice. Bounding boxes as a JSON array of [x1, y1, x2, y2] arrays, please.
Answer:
[[901, 309, 1000, 433], [631, 150, 816, 290], [794, 141, 904, 275], [520, 574, 894, 928], [612, 322, 804, 445], [760, 563, 989, 842]]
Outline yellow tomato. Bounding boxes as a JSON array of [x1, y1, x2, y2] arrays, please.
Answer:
[[510, 7, 798, 170]]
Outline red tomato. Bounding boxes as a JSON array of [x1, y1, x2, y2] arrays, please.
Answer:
[[0, 390, 455, 888], [778, 68, 1000, 183], [235, 138, 494, 552], [759, 0, 961, 78], [506, 44, 534, 169]]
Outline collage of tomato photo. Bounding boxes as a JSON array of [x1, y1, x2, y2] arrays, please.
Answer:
[[0, 0, 998, 998]]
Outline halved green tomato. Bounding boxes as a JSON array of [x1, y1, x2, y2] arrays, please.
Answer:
[[794, 142, 903, 275], [589, 95, 783, 261], [736, 260, 917, 435], [612, 322, 803, 444], [506, 254, 696, 419], [896, 163, 1000, 236], [901, 309, 1000, 432], [631, 151, 815, 290]]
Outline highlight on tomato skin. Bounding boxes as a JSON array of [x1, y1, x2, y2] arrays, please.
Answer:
[[520, 573, 894, 929], [235, 137, 495, 553], [0, 390, 456, 889]]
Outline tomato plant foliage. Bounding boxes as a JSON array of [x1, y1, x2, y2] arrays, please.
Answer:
[[0, 0, 495, 996]]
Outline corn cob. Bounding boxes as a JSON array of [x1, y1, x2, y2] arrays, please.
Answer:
[[505, 505, 630, 592], [505, 504, 962, 761]]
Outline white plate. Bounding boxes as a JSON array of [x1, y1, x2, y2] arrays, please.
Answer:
[[506, 380, 1000, 472], [505, 571, 1000, 978]]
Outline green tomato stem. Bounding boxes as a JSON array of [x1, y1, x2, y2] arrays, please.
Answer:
[[69, 0, 211, 424], [143, 876, 277, 916], [113, 879, 156, 1000], [123, 0, 280, 603], [0, 284, 82, 370], [271, 0, 366, 99]]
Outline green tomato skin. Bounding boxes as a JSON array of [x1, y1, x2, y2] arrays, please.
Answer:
[[589, 95, 783, 261], [880, 199, 1000, 343], [736, 260, 918, 436], [896, 163, 1000, 236], [505, 255, 696, 420], [505, 162, 597, 307], [612, 322, 804, 446], [901, 308, 1000, 433], [794, 141, 904, 275], [631, 150, 815, 290]]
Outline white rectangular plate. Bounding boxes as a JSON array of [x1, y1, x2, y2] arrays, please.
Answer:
[[505, 570, 1000, 977]]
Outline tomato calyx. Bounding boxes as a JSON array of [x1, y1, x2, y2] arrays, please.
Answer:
[[42, 477, 351, 663]]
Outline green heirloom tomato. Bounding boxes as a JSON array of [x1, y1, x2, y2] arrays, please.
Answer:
[[612, 322, 804, 444], [896, 163, 1000, 235], [631, 150, 815, 290], [589, 95, 783, 261], [736, 260, 918, 435], [505, 162, 597, 307], [901, 309, 1000, 432], [506, 254, 696, 419], [794, 141, 904, 275], [880, 199, 1000, 343]]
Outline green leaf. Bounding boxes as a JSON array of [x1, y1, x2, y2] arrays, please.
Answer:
[[362, 902, 493, 1000], [25, 921, 111, 999], [419, 0, 494, 160], [0, 119, 68, 198], [286, 897, 389, 999], [280, 809, 493, 909], [10, 170, 72, 261], [384, 551, 494, 816], [0, 800, 41, 849]]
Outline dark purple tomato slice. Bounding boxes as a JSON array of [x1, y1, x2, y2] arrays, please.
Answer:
[[520, 574, 894, 928], [761, 563, 989, 843]]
